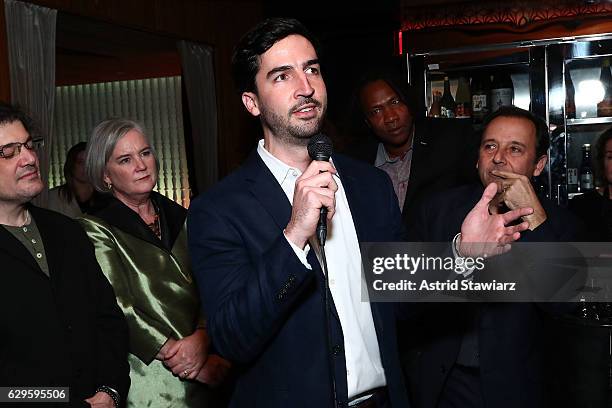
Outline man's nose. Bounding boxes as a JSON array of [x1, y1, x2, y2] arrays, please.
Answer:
[[492, 149, 506, 164], [295, 73, 315, 99], [383, 108, 399, 125], [18, 144, 38, 165]]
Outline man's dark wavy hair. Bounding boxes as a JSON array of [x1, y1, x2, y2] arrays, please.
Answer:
[[231, 17, 320, 94], [0, 101, 37, 139], [345, 73, 418, 141], [482, 106, 550, 160]]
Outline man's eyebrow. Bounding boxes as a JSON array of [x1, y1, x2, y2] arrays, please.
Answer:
[[266, 65, 293, 80], [303, 59, 320, 69], [0, 137, 32, 147], [265, 59, 320, 80], [380, 95, 400, 106], [480, 138, 527, 147], [366, 96, 396, 113], [510, 141, 528, 148]]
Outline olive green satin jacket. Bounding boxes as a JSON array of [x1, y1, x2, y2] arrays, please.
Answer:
[[79, 199, 202, 364], [80, 193, 215, 407]]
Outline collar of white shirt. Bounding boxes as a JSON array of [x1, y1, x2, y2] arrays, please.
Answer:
[[257, 139, 340, 189]]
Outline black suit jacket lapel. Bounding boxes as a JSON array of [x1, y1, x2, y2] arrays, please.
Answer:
[[333, 155, 369, 242], [402, 122, 430, 215], [245, 151, 346, 322], [244, 151, 293, 233]]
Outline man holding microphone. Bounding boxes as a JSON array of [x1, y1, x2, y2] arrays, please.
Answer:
[[187, 18, 531, 408]]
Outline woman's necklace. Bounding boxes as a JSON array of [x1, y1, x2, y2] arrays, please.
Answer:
[[146, 206, 161, 239]]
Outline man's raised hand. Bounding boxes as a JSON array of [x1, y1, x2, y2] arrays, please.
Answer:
[[459, 182, 532, 257]]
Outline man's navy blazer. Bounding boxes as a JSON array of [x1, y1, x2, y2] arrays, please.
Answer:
[[188, 150, 410, 408], [404, 184, 584, 408]]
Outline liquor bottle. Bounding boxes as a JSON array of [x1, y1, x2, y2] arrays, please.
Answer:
[[471, 74, 490, 123], [565, 72, 576, 119], [597, 58, 612, 117], [454, 76, 471, 118], [440, 77, 456, 118], [490, 72, 514, 112], [567, 166, 578, 193], [579, 143, 594, 192], [429, 91, 441, 117]]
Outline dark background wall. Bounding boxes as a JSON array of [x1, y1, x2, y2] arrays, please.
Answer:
[[261, 0, 404, 150], [0, 0, 408, 177], [4, 0, 265, 176]]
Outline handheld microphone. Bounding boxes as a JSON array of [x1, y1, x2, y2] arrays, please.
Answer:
[[307, 133, 333, 246]]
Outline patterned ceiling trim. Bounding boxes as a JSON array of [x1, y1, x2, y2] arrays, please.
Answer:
[[401, 0, 612, 31]]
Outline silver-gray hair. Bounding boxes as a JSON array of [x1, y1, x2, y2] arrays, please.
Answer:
[[85, 118, 159, 193]]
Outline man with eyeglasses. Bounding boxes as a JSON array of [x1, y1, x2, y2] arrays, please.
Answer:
[[0, 102, 130, 407]]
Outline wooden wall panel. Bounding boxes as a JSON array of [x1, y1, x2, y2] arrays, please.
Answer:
[[206, 1, 264, 174], [107, 0, 157, 31], [56, 51, 182, 86], [153, 0, 188, 38]]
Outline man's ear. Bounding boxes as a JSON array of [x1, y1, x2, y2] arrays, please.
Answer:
[[241, 92, 261, 117], [533, 155, 548, 177], [363, 117, 372, 130]]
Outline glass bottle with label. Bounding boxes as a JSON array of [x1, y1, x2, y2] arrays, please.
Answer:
[[440, 76, 456, 118], [471, 74, 490, 123], [567, 166, 578, 193], [597, 58, 612, 117], [490, 72, 514, 112], [454, 76, 471, 118], [580, 143, 594, 192], [429, 91, 441, 117]]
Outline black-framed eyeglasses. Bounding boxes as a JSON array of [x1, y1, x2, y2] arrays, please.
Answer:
[[0, 138, 41, 159]]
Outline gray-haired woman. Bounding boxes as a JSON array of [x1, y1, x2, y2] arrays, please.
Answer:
[[79, 118, 230, 407]]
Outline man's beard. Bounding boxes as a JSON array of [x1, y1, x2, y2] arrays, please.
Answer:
[[0, 165, 44, 204], [0, 181, 43, 205], [259, 97, 326, 146]]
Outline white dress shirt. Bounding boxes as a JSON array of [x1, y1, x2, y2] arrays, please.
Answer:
[[257, 140, 387, 399]]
